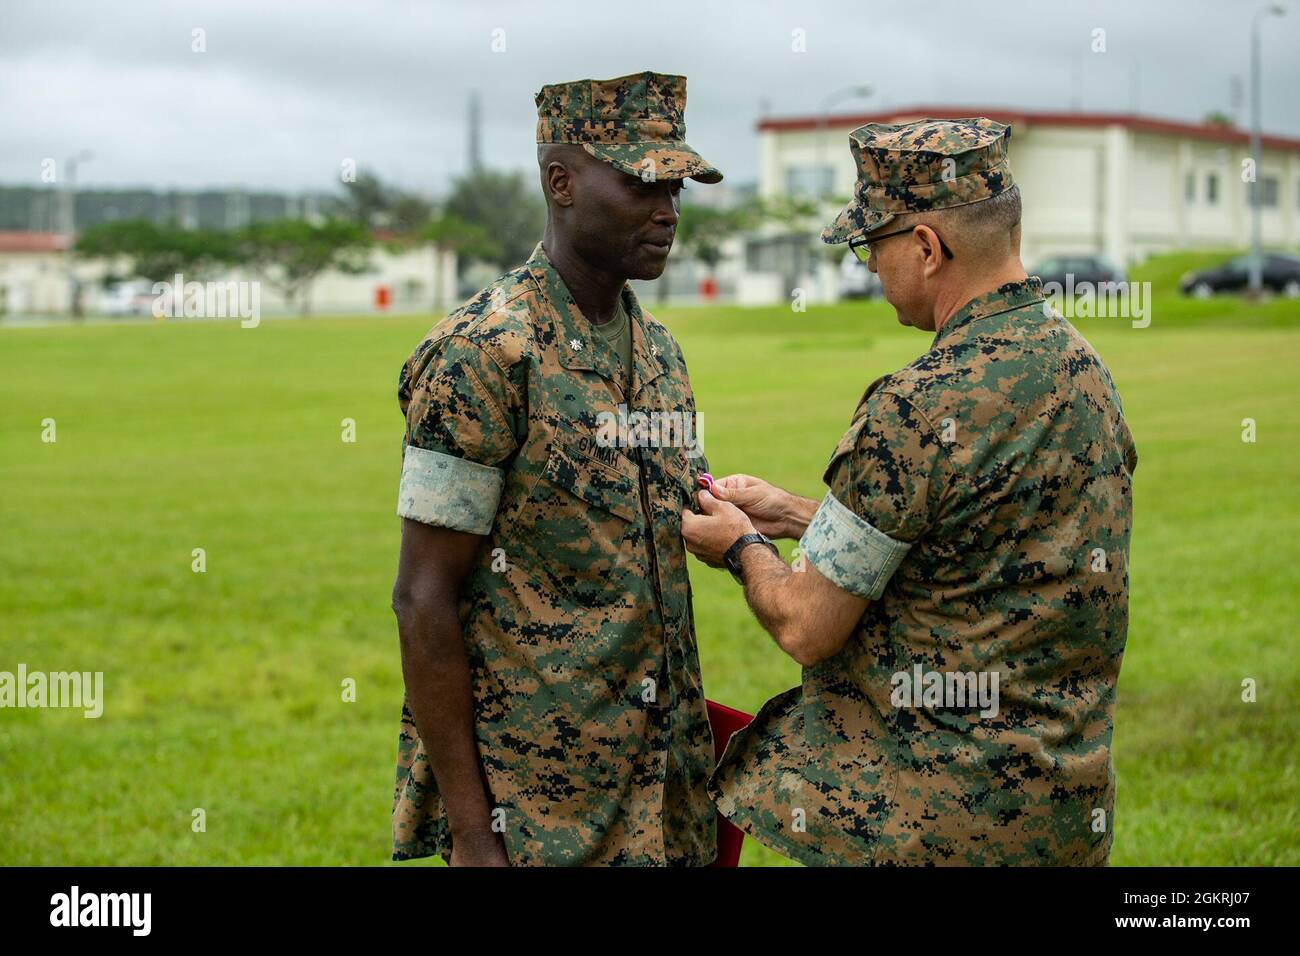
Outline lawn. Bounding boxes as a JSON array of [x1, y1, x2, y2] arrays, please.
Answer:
[[1, 262, 1297, 866]]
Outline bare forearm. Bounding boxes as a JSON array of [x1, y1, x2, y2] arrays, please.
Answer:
[[738, 543, 866, 669], [738, 545, 804, 657], [681, 485, 864, 670], [777, 491, 820, 540], [396, 606, 494, 840]]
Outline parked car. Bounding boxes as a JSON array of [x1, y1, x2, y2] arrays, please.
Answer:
[[838, 250, 883, 299], [1180, 253, 1300, 298], [1031, 254, 1126, 290], [98, 279, 157, 316]]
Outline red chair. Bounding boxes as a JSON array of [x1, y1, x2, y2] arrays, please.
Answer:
[[706, 699, 754, 867]]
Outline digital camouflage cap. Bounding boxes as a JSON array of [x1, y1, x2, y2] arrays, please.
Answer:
[[535, 71, 723, 184], [822, 117, 1014, 243]]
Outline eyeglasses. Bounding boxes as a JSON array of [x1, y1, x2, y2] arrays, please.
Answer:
[[849, 225, 954, 263]]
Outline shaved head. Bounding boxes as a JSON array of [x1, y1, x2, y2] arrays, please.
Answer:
[[888, 185, 1023, 264], [861, 184, 1028, 333]]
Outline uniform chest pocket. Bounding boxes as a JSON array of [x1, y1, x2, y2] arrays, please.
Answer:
[[514, 433, 642, 607], [537, 437, 640, 523]]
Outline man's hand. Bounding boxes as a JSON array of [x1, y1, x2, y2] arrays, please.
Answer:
[[685, 486, 870, 667], [681, 489, 756, 568], [449, 829, 510, 867], [707, 474, 818, 540]]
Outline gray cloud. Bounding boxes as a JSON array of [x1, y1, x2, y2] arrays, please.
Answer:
[[2, 0, 1297, 195]]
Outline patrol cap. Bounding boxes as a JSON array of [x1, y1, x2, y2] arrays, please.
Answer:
[[535, 71, 723, 184], [822, 117, 1013, 243]]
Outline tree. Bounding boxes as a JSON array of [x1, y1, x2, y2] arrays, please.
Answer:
[[666, 199, 770, 302], [341, 170, 393, 228], [677, 195, 821, 275], [234, 218, 372, 316], [677, 204, 754, 273], [757, 194, 821, 227], [76, 220, 240, 284], [388, 194, 434, 237], [418, 213, 501, 310], [444, 169, 545, 270], [421, 212, 499, 262], [338, 169, 438, 238]]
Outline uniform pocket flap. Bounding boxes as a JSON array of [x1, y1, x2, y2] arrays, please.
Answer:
[[542, 438, 639, 523]]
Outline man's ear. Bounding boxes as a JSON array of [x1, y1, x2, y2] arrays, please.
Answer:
[[913, 225, 945, 278], [546, 161, 575, 208]]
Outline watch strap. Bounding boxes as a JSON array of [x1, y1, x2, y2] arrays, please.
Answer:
[[725, 532, 777, 583]]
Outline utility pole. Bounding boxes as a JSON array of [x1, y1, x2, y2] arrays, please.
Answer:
[[64, 150, 93, 318], [1249, 2, 1287, 295], [467, 90, 483, 173]]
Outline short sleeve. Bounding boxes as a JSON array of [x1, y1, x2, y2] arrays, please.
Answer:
[[799, 390, 946, 600], [397, 334, 522, 534]]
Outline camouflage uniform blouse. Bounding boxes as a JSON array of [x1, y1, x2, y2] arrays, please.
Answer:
[[392, 242, 715, 866], [711, 278, 1138, 866]]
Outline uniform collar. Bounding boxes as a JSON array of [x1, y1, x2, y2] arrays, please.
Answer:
[[526, 241, 669, 399], [932, 276, 1045, 347]]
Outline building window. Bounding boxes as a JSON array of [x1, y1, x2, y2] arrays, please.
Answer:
[[1251, 175, 1279, 209], [744, 234, 813, 275], [784, 165, 834, 200], [1185, 172, 1195, 202], [1205, 172, 1219, 205]]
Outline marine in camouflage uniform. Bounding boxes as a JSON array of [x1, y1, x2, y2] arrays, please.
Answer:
[[698, 119, 1138, 865], [391, 72, 723, 866]]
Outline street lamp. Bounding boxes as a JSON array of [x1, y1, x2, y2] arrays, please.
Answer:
[[64, 149, 93, 318], [1248, 2, 1287, 295], [816, 84, 874, 200]]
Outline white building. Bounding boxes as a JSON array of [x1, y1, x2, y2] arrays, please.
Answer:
[[0, 232, 75, 315], [757, 105, 1300, 270], [0, 230, 458, 319]]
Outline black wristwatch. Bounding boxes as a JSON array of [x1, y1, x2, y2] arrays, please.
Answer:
[[724, 532, 778, 584]]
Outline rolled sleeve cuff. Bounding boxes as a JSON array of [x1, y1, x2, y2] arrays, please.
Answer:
[[397, 445, 504, 535], [799, 492, 912, 600]]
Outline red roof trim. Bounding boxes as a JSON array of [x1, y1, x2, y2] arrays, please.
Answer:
[[757, 106, 1300, 152], [0, 232, 73, 253]]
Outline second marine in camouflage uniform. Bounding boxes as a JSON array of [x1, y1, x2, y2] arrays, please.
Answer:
[[691, 119, 1138, 865]]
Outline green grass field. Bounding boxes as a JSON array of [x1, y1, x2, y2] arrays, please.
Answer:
[[2, 258, 1298, 866]]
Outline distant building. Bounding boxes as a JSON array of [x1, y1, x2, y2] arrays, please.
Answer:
[[0, 230, 457, 319], [0, 232, 74, 314], [757, 106, 1300, 269]]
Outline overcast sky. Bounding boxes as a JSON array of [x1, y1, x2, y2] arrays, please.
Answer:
[[3, 0, 1298, 197]]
